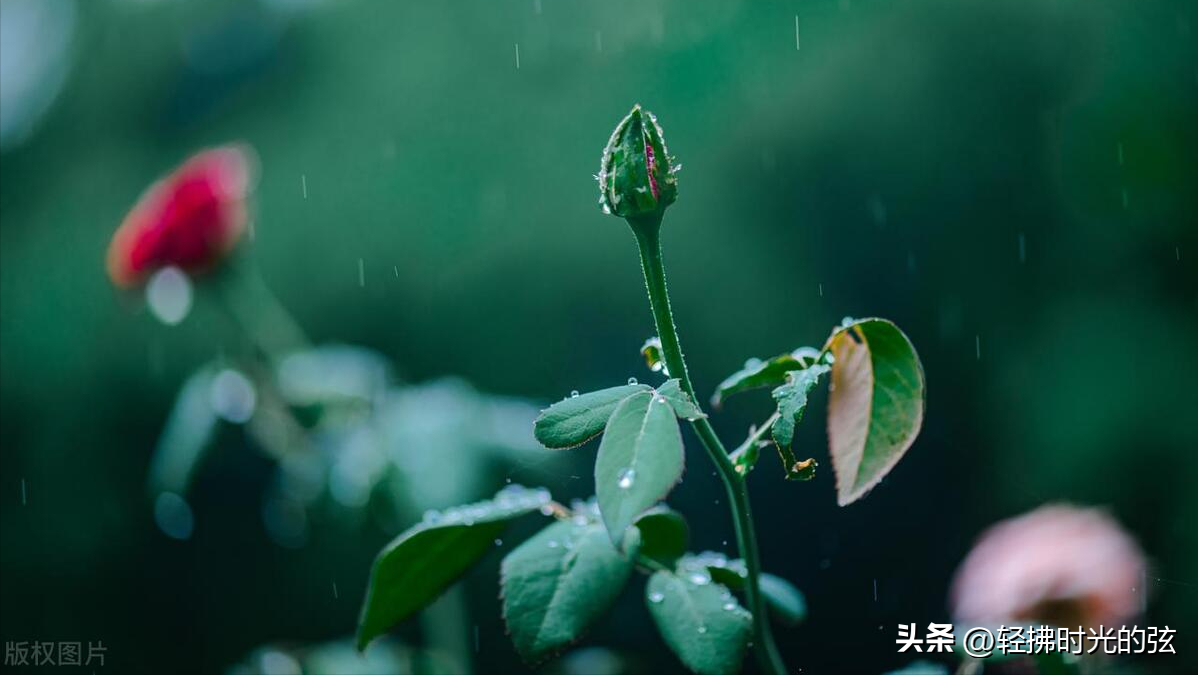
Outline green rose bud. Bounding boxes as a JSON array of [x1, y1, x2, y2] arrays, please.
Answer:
[[598, 104, 679, 220]]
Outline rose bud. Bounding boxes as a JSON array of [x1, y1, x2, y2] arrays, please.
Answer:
[[106, 145, 255, 287], [950, 504, 1147, 630], [598, 104, 679, 220]]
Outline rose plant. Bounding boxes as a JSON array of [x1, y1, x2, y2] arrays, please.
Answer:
[[356, 105, 927, 675]]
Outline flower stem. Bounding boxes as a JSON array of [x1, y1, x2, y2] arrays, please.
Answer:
[[630, 216, 788, 675], [213, 258, 311, 363]]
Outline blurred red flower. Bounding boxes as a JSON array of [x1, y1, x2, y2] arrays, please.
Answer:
[[107, 145, 254, 287], [950, 504, 1147, 630]]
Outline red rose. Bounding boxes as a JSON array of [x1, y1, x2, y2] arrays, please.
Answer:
[[107, 145, 254, 287]]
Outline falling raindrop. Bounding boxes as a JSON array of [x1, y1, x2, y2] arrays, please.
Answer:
[[617, 468, 636, 489]]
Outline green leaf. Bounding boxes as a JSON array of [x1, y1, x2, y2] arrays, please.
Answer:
[[680, 554, 807, 625], [356, 485, 552, 650], [711, 347, 821, 407], [769, 364, 829, 480], [534, 383, 650, 449], [825, 318, 925, 505], [147, 365, 220, 496], [770, 365, 830, 449], [758, 573, 807, 625], [595, 391, 685, 546], [678, 553, 746, 593], [501, 518, 638, 663], [656, 379, 706, 421], [633, 506, 689, 567], [646, 570, 752, 675], [275, 344, 390, 410]]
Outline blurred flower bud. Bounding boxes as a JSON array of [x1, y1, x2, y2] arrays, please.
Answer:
[[598, 105, 678, 220], [107, 144, 255, 287], [950, 504, 1147, 630]]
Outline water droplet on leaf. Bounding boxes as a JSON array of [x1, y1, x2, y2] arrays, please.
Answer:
[[616, 468, 636, 489]]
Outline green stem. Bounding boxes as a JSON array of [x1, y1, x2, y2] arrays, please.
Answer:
[[213, 258, 311, 364], [630, 216, 788, 675]]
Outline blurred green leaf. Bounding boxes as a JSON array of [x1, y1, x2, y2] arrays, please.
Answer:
[[633, 506, 689, 567], [501, 518, 638, 663], [825, 319, 925, 506], [356, 485, 552, 650], [276, 344, 390, 414], [303, 638, 414, 675], [534, 384, 651, 449], [645, 570, 751, 675], [147, 365, 219, 496], [757, 573, 807, 626], [883, 660, 950, 675], [595, 392, 685, 546], [656, 379, 706, 421], [711, 347, 821, 407]]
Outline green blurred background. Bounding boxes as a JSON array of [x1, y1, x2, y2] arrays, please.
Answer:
[[1, 0, 1195, 672]]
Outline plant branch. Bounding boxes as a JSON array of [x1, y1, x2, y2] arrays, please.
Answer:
[[629, 216, 788, 675], [212, 258, 311, 364], [731, 411, 781, 464]]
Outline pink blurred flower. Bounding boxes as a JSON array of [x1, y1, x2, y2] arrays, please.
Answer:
[[950, 504, 1146, 629], [107, 145, 254, 287]]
